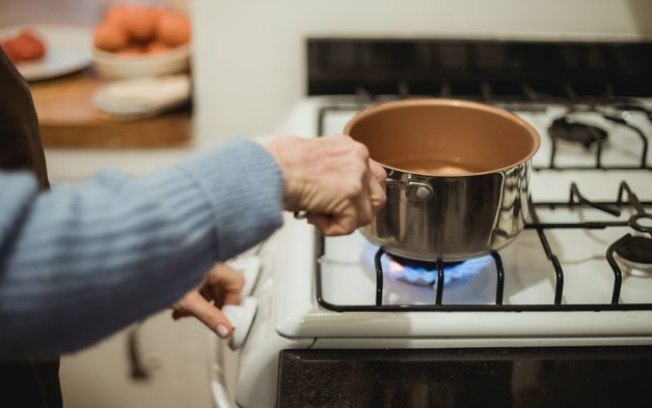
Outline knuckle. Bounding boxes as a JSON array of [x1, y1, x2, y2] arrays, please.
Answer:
[[346, 180, 364, 197], [354, 142, 370, 159]]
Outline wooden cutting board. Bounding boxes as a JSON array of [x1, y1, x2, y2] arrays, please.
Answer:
[[30, 69, 192, 148]]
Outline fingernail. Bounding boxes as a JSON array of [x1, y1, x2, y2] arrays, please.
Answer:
[[216, 324, 229, 338]]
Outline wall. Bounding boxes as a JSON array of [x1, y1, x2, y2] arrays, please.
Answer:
[[190, 0, 652, 144]]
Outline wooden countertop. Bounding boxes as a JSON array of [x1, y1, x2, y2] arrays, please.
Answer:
[[3, 0, 193, 149], [30, 69, 193, 148]]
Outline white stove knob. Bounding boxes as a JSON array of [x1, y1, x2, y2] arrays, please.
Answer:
[[228, 257, 262, 297], [222, 297, 257, 351]]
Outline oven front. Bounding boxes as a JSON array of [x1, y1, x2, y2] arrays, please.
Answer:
[[277, 347, 652, 407]]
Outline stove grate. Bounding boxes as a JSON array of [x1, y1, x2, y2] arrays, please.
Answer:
[[315, 182, 652, 312], [318, 96, 652, 171]]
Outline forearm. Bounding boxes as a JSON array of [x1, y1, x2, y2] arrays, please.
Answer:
[[0, 139, 283, 358]]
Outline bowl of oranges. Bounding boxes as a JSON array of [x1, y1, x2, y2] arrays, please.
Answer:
[[92, 4, 191, 78]]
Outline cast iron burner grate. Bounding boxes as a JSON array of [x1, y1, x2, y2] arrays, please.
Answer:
[[546, 106, 650, 170], [548, 117, 608, 149], [318, 97, 651, 171], [315, 182, 652, 312]]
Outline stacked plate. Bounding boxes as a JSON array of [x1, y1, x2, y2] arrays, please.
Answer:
[[93, 74, 191, 120]]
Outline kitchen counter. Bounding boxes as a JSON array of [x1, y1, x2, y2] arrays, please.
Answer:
[[31, 69, 192, 149], [1, 0, 197, 182], [29, 69, 198, 182]]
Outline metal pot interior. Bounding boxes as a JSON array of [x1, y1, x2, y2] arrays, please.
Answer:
[[344, 99, 540, 176]]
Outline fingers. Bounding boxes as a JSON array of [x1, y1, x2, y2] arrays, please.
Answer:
[[206, 263, 244, 307], [324, 142, 385, 235], [307, 173, 381, 236], [340, 135, 386, 223], [307, 212, 355, 236], [366, 158, 387, 215], [172, 263, 248, 339], [369, 158, 387, 185], [304, 137, 387, 236], [267, 133, 387, 236], [174, 292, 234, 338]]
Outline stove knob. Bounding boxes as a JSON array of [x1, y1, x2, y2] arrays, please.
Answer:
[[222, 297, 257, 351], [228, 257, 262, 297]]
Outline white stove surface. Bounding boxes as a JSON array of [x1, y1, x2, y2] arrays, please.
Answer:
[[232, 97, 652, 408], [265, 97, 652, 340], [264, 96, 652, 336]]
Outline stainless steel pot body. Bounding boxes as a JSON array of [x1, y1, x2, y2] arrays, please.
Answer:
[[364, 163, 531, 261], [345, 99, 540, 261]]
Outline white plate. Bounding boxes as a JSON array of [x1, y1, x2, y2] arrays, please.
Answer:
[[93, 74, 191, 120], [0, 24, 92, 81]]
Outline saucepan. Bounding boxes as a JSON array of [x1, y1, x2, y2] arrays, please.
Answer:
[[344, 98, 540, 261]]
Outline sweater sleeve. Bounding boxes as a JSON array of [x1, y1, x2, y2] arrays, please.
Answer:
[[0, 138, 284, 359]]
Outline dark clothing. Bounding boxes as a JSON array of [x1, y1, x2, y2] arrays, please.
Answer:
[[0, 47, 61, 408], [0, 48, 49, 189], [0, 361, 61, 408]]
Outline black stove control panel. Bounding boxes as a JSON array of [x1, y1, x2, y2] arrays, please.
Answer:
[[307, 38, 652, 99]]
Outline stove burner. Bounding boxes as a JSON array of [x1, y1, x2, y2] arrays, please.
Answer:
[[362, 244, 492, 287], [630, 214, 652, 234], [386, 255, 462, 287], [548, 117, 608, 149], [614, 235, 652, 269]]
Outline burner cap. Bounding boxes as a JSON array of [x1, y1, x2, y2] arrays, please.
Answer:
[[388, 254, 463, 270], [548, 117, 608, 149], [614, 236, 652, 267]]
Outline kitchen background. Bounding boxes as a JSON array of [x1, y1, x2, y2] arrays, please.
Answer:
[[1, 0, 651, 407], [191, 0, 652, 144]]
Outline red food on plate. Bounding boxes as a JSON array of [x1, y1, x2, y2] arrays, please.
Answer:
[[1, 29, 47, 63], [0, 39, 20, 62]]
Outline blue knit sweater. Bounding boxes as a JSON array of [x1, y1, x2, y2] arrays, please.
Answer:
[[0, 139, 284, 358]]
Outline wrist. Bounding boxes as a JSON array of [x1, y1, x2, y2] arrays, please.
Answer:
[[263, 137, 305, 210]]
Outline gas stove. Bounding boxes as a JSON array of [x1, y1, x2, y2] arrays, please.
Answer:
[[217, 38, 652, 408], [314, 99, 652, 313]]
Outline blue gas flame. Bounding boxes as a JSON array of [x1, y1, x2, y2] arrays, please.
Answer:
[[362, 244, 493, 288]]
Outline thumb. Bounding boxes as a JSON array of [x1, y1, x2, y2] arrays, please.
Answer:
[[307, 212, 357, 236], [183, 292, 234, 338]]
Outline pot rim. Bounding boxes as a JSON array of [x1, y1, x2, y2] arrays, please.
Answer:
[[343, 98, 541, 177]]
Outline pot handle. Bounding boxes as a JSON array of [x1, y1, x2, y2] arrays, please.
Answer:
[[294, 179, 434, 219], [386, 179, 434, 201]]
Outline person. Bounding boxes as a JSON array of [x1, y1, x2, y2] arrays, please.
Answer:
[[0, 48, 385, 406]]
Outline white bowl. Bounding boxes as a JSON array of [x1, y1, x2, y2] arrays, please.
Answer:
[[92, 44, 190, 78]]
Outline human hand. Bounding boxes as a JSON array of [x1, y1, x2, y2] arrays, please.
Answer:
[[172, 263, 244, 338], [264, 134, 386, 236]]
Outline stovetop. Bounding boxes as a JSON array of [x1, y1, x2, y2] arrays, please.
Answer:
[[243, 38, 652, 345], [256, 94, 652, 345], [231, 38, 652, 408], [316, 98, 652, 310]]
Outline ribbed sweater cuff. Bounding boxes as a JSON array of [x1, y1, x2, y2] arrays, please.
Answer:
[[179, 138, 284, 260]]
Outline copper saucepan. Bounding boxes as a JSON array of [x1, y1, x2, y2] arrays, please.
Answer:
[[345, 98, 540, 261]]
